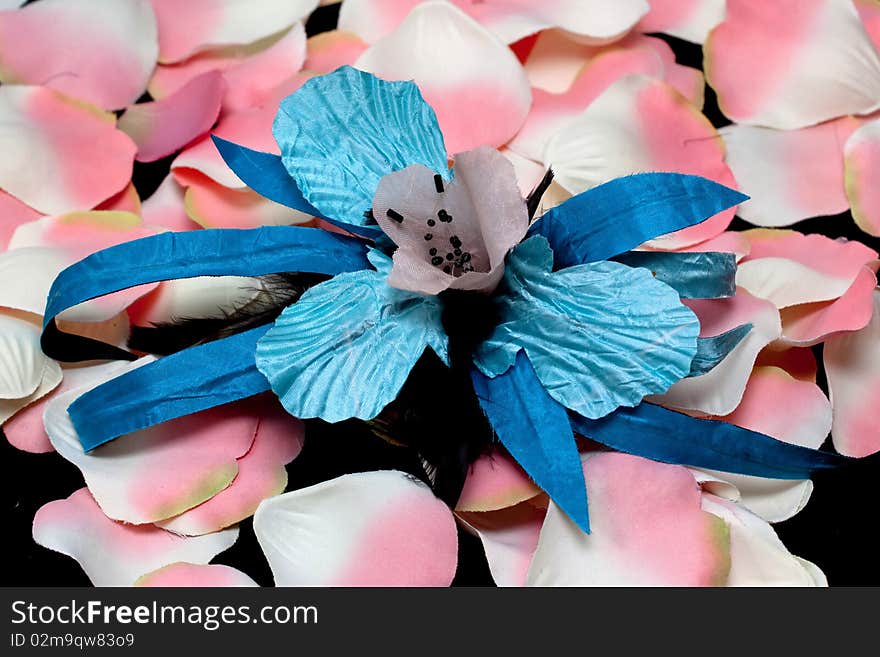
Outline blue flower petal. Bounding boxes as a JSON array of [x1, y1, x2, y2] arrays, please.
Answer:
[[256, 267, 448, 423], [273, 66, 449, 228], [528, 173, 748, 268], [475, 236, 700, 419], [472, 351, 589, 532], [689, 324, 753, 377], [613, 251, 738, 299]]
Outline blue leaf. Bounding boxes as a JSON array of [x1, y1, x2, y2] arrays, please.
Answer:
[[256, 267, 448, 422], [528, 173, 748, 267], [273, 66, 449, 228], [689, 325, 753, 377], [42, 225, 372, 363], [613, 251, 737, 299], [474, 237, 700, 419], [69, 327, 272, 452], [570, 403, 854, 479], [471, 351, 589, 532], [211, 137, 382, 239]]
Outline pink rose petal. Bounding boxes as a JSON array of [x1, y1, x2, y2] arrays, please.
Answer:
[[95, 183, 142, 215], [754, 346, 817, 382], [135, 562, 258, 587], [844, 117, 880, 237], [638, 0, 726, 43], [141, 175, 200, 232], [456, 449, 541, 513], [304, 30, 368, 73], [0, 0, 158, 110], [0, 190, 42, 251]]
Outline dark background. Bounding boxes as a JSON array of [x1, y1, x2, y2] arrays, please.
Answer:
[[3, 3, 879, 587]]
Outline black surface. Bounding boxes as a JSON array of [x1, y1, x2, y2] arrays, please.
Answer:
[[3, 4, 879, 587]]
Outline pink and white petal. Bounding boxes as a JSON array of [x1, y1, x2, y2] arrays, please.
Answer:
[[119, 72, 226, 163], [8, 211, 161, 322], [701, 494, 825, 586], [135, 562, 258, 587], [704, 0, 880, 129], [0, 0, 25, 9], [666, 231, 752, 261], [500, 148, 547, 197], [754, 346, 817, 382], [638, 0, 726, 44], [857, 0, 880, 50], [0, 360, 62, 443], [95, 183, 142, 215], [33, 488, 238, 587], [736, 230, 879, 308], [127, 275, 263, 328], [0, 0, 158, 110], [0, 190, 42, 251], [254, 470, 458, 586], [456, 449, 541, 513], [778, 266, 877, 346], [545, 75, 737, 249], [0, 86, 136, 215], [637, 35, 704, 106], [156, 397, 304, 535], [141, 175, 200, 232], [337, 0, 423, 44], [526, 453, 730, 586], [184, 175, 313, 228], [457, 502, 546, 587], [0, 313, 55, 400], [45, 364, 259, 524], [355, 3, 531, 154], [523, 29, 600, 93], [844, 117, 880, 237], [304, 30, 368, 73], [650, 289, 782, 415], [149, 24, 307, 113], [720, 120, 852, 227], [824, 289, 880, 457], [147, 0, 316, 64], [687, 469, 741, 502], [0, 246, 69, 315]]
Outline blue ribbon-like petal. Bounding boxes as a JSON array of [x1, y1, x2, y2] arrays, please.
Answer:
[[613, 251, 738, 299], [689, 325, 753, 377], [528, 173, 747, 268]]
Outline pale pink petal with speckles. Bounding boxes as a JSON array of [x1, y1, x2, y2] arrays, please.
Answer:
[[135, 562, 258, 587], [141, 176, 200, 232], [650, 289, 781, 415], [304, 30, 368, 72], [0, 191, 42, 251], [778, 266, 877, 347], [45, 364, 261, 524], [639, 0, 725, 43], [736, 229, 879, 309], [701, 495, 825, 586], [456, 449, 541, 513], [0, 0, 158, 110], [183, 174, 313, 229], [33, 488, 238, 587], [545, 75, 737, 249], [157, 397, 304, 536], [824, 290, 880, 457], [844, 117, 880, 237], [721, 119, 858, 227], [705, 0, 880, 129], [0, 86, 136, 215], [149, 24, 307, 113], [254, 471, 458, 586], [8, 211, 160, 322], [147, 0, 316, 63], [355, 3, 531, 154], [697, 366, 831, 522], [458, 501, 545, 587], [527, 453, 730, 586], [119, 72, 226, 163]]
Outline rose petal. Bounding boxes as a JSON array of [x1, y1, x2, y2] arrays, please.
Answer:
[[526, 453, 730, 586], [754, 346, 817, 382], [721, 119, 858, 227], [96, 183, 142, 215], [304, 29, 368, 73], [0, 313, 55, 400], [844, 117, 880, 237], [0, 246, 68, 315], [355, 2, 531, 154], [0, 0, 158, 110], [667, 231, 752, 260], [544, 75, 737, 249], [33, 488, 238, 587], [147, 0, 316, 64], [254, 470, 458, 586], [456, 449, 541, 513], [134, 562, 258, 587], [857, 0, 880, 50], [141, 175, 200, 232], [0, 190, 42, 251], [824, 289, 880, 457], [119, 72, 226, 163], [0, 86, 136, 215], [157, 398, 304, 535], [638, 0, 726, 43], [650, 289, 782, 415], [705, 0, 880, 129], [45, 362, 260, 524]]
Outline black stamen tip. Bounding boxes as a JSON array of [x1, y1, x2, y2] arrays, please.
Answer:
[[443, 266, 452, 274], [386, 208, 404, 223], [429, 248, 438, 256], [446, 253, 455, 261], [434, 174, 444, 193], [424, 233, 433, 241], [427, 219, 436, 227], [432, 256, 445, 266], [449, 235, 462, 248]]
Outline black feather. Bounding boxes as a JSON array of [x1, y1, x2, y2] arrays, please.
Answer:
[[526, 168, 555, 220]]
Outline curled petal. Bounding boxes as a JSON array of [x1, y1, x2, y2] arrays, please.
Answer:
[[183, 175, 313, 229], [33, 488, 238, 587], [254, 471, 458, 586], [0, 313, 50, 401], [135, 562, 258, 587], [705, 0, 880, 128], [456, 449, 541, 513], [844, 117, 880, 237], [638, 0, 726, 44], [0, 0, 158, 110]]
